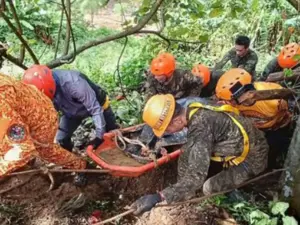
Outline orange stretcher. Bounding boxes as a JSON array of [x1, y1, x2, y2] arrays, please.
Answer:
[[86, 125, 182, 177]]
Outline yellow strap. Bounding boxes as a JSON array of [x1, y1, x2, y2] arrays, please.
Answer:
[[188, 103, 249, 167], [189, 102, 240, 117], [102, 96, 110, 110]]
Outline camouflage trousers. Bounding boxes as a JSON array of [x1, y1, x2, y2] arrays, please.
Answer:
[[202, 162, 254, 195]]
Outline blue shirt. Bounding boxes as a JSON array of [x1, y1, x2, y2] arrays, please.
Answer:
[[52, 70, 106, 138]]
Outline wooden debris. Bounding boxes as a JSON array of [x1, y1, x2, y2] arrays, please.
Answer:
[[238, 89, 295, 106]]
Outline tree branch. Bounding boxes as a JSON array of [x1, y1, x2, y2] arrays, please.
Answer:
[[54, 7, 64, 59], [63, 0, 71, 55], [286, 0, 300, 11], [7, 0, 25, 64], [46, 0, 164, 68], [61, 0, 76, 63], [0, 10, 39, 64], [1, 0, 6, 11], [3, 54, 28, 70], [8, 0, 22, 34]]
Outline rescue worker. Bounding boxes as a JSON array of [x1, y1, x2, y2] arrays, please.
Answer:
[[213, 35, 258, 77], [145, 52, 203, 100], [0, 73, 86, 179], [215, 68, 291, 130], [260, 43, 300, 81], [131, 94, 268, 215], [191, 64, 224, 97], [126, 53, 203, 154], [22, 65, 118, 152], [215, 68, 292, 168]]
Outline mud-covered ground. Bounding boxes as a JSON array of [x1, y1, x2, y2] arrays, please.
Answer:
[[0, 122, 284, 225], [0, 160, 179, 225], [0, 159, 282, 225]]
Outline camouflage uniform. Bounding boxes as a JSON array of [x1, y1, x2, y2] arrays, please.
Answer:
[[200, 70, 224, 98], [214, 48, 258, 77], [161, 107, 268, 203], [260, 57, 300, 81], [145, 69, 203, 101], [260, 58, 282, 81]]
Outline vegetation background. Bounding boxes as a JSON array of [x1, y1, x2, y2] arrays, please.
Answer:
[[0, 0, 300, 224]]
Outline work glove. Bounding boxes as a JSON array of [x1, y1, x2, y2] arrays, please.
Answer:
[[88, 137, 103, 149], [131, 193, 162, 215], [74, 173, 88, 187]]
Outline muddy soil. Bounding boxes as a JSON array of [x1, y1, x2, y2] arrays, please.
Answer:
[[0, 160, 178, 225]]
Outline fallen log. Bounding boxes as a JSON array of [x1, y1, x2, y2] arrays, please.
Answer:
[[238, 88, 296, 106], [266, 67, 300, 82]]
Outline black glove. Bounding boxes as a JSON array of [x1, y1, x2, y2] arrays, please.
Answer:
[[88, 137, 103, 149], [73, 173, 88, 187], [131, 194, 162, 215]]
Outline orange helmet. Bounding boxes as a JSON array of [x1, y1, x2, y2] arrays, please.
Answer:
[[150, 53, 176, 77], [215, 68, 252, 100], [278, 43, 300, 69], [191, 64, 211, 87], [22, 65, 56, 99]]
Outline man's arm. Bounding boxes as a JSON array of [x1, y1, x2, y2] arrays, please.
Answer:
[[260, 58, 280, 81], [161, 110, 213, 203], [69, 79, 106, 139], [145, 75, 158, 101], [239, 51, 258, 76], [213, 50, 232, 71], [184, 71, 203, 96]]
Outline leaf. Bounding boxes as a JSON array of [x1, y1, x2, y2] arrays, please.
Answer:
[[282, 216, 298, 225], [199, 34, 209, 42], [249, 210, 270, 224], [271, 202, 289, 216], [269, 218, 279, 225], [251, 0, 259, 10], [284, 69, 293, 77], [20, 20, 34, 30], [233, 202, 245, 209], [209, 8, 223, 17], [292, 54, 300, 62]]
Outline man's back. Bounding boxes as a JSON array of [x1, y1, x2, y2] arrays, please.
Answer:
[[145, 69, 203, 100]]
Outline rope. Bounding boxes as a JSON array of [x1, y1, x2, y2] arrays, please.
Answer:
[[113, 130, 158, 166]]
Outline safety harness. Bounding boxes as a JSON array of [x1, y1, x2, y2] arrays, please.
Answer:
[[188, 102, 250, 168]]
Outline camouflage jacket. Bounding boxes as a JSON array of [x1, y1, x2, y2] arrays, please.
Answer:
[[145, 69, 203, 101], [260, 57, 300, 82], [200, 70, 224, 98], [161, 106, 268, 203], [260, 58, 282, 81], [214, 48, 258, 77]]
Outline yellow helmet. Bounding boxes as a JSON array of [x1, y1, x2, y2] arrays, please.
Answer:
[[142, 94, 175, 137]]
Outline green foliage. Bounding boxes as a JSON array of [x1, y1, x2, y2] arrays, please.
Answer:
[[200, 195, 298, 225], [111, 91, 144, 126]]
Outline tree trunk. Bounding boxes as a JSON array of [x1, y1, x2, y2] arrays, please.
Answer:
[[286, 0, 300, 11], [281, 116, 300, 216], [63, 0, 71, 55]]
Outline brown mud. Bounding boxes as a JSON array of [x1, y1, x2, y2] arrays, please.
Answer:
[[0, 160, 178, 225], [98, 148, 143, 167]]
